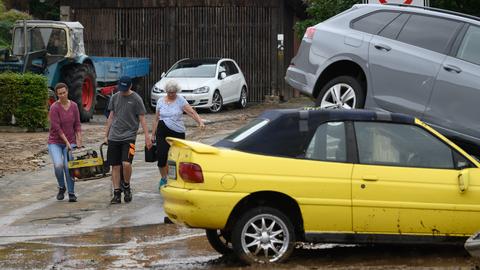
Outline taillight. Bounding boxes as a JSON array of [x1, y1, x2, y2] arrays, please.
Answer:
[[179, 162, 204, 183], [304, 26, 316, 40]]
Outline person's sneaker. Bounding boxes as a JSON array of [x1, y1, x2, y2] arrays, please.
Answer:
[[159, 178, 167, 190], [123, 186, 132, 203], [68, 193, 77, 202], [56, 187, 66, 200], [110, 189, 122, 204]]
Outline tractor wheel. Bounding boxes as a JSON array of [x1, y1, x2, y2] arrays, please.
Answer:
[[63, 64, 97, 122]]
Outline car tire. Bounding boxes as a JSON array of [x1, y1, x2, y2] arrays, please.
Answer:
[[232, 206, 295, 264], [209, 90, 223, 113], [236, 86, 247, 109], [206, 229, 233, 255], [315, 76, 365, 109]]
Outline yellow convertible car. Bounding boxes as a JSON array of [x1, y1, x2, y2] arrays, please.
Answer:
[[161, 109, 480, 264]]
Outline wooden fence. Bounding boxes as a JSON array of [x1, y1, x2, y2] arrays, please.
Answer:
[[67, 2, 295, 105]]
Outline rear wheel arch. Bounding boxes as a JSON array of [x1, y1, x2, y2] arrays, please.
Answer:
[[225, 191, 304, 241], [313, 60, 367, 101]]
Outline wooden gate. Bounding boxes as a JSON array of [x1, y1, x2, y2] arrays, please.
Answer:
[[69, 1, 282, 105]]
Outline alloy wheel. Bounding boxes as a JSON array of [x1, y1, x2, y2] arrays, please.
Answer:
[[240, 213, 290, 263], [320, 83, 356, 109], [210, 91, 222, 112]]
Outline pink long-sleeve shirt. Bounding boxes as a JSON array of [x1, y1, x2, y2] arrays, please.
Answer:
[[48, 101, 81, 145]]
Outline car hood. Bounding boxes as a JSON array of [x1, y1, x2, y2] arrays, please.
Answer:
[[154, 77, 216, 91]]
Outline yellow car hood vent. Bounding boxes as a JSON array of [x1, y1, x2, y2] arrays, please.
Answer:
[[166, 137, 219, 154]]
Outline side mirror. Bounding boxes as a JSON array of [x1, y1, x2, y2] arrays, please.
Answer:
[[219, 71, 227, 80], [458, 169, 470, 193], [161, 72, 166, 78]]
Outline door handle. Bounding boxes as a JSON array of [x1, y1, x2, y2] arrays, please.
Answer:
[[443, 64, 462, 74], [362, 175, 378, 181], [374, 44, 391, 52]]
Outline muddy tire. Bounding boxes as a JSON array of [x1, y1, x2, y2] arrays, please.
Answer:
[[236, 86, 247, 109], [63, 64, 97, 122], [315, 76, 364, 110], [209, 90, 223, 113], [232, 207, 295, 264], [206, 229, 233, 255]]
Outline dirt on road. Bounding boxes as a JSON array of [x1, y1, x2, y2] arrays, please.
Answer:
[[0, 98, 313, 178]]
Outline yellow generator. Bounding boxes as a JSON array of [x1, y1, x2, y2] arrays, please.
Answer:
[[68, 143, 110, 181]]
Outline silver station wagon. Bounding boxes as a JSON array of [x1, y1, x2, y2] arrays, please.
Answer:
[[286, 4, 480, 155]]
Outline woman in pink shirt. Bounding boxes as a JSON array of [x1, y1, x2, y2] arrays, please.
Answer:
[[48, 83, 82, 202]]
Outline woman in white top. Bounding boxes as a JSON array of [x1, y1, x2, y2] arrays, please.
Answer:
[[151, 80, 205, 188]]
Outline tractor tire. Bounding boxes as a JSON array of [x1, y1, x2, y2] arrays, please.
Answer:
[[63, 64, 97, 122]]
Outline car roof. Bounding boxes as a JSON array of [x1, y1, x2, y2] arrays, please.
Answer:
[[355, 4, 480, 25], [259, 108, 415, 125]]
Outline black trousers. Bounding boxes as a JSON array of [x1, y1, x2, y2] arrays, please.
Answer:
[[156, 120, 185, 167]]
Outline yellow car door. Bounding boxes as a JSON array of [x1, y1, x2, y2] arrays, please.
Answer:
[[298, 121, 354, 233], [351, 121, 480, 236]]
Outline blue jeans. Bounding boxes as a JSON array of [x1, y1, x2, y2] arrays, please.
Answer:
[[48, 143, 76, 194]]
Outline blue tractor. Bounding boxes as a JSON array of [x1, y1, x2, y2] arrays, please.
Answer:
[[0, 20, 150, 122]]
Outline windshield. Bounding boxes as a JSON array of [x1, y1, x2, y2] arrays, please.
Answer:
[[166, 61, 217, 78], [13, 27, 67, 56]]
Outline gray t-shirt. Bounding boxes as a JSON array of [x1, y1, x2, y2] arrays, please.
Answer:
[[108, 91, 146, 141]]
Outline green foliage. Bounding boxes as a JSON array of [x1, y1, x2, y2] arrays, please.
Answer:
[[29, 0, 60, 20], [0, 3, 31, 49], [295, 0, 360, 38], [0, 72, 48, 129], [430, 0, 480, 17]]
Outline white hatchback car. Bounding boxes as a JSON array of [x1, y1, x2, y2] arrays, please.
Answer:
[[151, 58, 248, 112]]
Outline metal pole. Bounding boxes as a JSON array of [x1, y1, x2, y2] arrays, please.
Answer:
[[23, 20, 27, 58]]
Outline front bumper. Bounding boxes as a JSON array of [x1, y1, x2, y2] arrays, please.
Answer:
[[161, 186, 246, 229], [151, 92, 212, 108]]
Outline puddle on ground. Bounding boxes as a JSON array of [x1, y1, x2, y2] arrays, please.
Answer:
[[0, 223, 477, 269]]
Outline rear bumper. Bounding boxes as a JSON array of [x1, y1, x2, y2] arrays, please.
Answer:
[[161, 186, 246, 229]]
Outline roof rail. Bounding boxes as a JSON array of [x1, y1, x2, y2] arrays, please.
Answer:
[[384, 3, 480, 22]]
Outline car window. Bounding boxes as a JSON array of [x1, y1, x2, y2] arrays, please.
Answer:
[[378, 13, 410, 40], [167, 61, 217, 78], [354, 122, 454, 169], [351, 11, 399, 35], [224, 118, 269, 143], [226, 61, 239, 75], [305, 122, 347, 162], [456, 25, 480, 65], [396, 15, 462, 54]]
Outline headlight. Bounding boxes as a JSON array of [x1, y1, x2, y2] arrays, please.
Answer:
[[152, 86, 164, 93], [193, 86, 210, 94]]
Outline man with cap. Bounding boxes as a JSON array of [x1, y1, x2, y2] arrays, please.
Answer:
[[104, 76, 152, 204]]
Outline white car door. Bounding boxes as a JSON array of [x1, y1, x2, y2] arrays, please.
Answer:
[[218, 61, 236, 103]]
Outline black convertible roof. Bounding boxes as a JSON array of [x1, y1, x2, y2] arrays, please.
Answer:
[[214, 108, 415, 152], [259, 108, 415, 124]]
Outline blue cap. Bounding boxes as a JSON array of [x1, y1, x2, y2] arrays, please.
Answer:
[[118, 76, 132, 92]]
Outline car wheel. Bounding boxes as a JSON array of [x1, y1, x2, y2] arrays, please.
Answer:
[[209, 90, 223, 113], [206, 229, 233, 255], [236, 86, 247, 109], [232, 206, 295, 264], [315, 76, 365, 109]]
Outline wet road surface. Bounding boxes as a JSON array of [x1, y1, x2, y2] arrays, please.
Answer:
[[0, 99, 478, 269], [0, 222, 477, 269]]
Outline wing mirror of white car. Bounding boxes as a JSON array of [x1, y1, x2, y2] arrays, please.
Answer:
[[219, 71, 227, 80], [161, 72, 166, 78]]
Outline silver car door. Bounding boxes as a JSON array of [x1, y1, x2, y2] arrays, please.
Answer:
[[368, 14, 461, 118], [425, 24, 480, 146]]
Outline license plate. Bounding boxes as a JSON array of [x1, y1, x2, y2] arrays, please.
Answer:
[[167, 160, 177, 180]]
